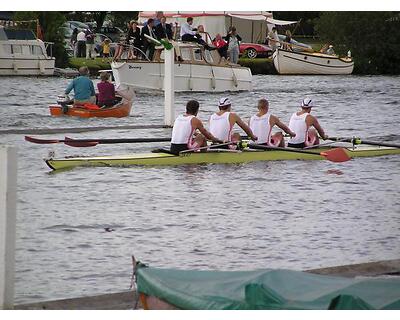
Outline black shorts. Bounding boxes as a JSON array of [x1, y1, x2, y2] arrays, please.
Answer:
[[287, 142, 305, 149], [170, 143, 188, 155]]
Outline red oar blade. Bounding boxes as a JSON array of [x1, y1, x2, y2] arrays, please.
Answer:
[[320, 148, 351, 163], [64, 137, 98, 148], [25, 136, 60, 144]]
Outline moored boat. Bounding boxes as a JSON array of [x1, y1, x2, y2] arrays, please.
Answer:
[[45, 145, 400, 171], [272, 48, 354, 75], [49, 101, 132, 118], [133, 258, 400, 310]]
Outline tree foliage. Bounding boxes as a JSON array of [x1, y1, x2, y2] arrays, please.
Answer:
[[13, 11, 68, 67], [315, 12, 400, 74]]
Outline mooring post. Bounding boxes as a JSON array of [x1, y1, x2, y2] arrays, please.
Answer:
[[0, 146, 17, 310], [164, 44, 175, 127]]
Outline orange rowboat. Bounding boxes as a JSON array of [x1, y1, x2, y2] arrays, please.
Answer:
[[49, 101, 132, 118]]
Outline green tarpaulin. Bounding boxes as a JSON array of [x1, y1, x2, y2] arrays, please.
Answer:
[[136, 263, 400, 310]]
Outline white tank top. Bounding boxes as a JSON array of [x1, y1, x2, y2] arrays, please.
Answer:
[[288, 112, 309, 144], [249, 113, 272, 144], [171, 114, 195, 144], [209, 112, 232, 141]]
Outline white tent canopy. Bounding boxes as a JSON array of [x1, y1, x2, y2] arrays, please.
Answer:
[[266, 18, 298, 26], [138, 11, 273, 42]]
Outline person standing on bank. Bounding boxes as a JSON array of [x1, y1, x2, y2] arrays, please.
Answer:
[[225, 26, 241, 64], [76, 29, 86, 58], [85, 28, 95, 59]]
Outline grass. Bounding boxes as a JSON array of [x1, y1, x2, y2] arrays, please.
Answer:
[[238, 57, 276, 75], [68, 57, 111, 75]]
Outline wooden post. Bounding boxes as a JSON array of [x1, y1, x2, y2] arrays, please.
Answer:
[[0, 146, 17, 310], [164, 46, 175, 127]]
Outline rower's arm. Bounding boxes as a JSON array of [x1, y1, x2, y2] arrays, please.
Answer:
[[193, 118, 222, 143], [310, 116, 328, 140], [233, 113, 257, 141], [271, 115, 295, 137]]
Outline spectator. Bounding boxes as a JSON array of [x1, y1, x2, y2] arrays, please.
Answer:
[[180, 17, 215, 50], [213, 33, 228, 60], [155, 16, 173, 40], [97, 72, 117, 107], [76, 29, 86, 57], [326, 45, 335, 55], [85, 28, 95, 59], [141, 18, 156, 60], [101, 38, 111, 58], [126, 20, 142, 59], [267, 26, 280, 50], [70, 28, 78, 57], [154, 11, 164, 27], [283, 30, 292, 51], [225, 26, 241, 64], [65, 66, 95, 104]]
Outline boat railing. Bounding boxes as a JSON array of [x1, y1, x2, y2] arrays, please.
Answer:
[[113, 43, 151, 62], [44, 41, 54, 58]]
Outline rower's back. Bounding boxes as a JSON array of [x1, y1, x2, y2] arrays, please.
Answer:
[[209, 111, 232, 141], [171, 114, 195, 145], [249, 112, 272, 144], [288, 111, 309, 145]]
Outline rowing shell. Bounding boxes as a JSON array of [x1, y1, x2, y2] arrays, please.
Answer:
[[45, 145, 400, 171]]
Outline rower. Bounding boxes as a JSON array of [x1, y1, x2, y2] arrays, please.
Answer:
[[209, 97, 257, 147], [249, 98, 296, 147], [287, 98, 328, 148], [170, 100, 222, 155]]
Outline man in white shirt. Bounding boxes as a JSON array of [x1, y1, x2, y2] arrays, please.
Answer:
[[180, 17, 214, 50], [76, 30, 86, 57]]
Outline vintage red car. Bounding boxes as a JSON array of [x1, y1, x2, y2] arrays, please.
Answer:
[[239, 43, 273, 59]]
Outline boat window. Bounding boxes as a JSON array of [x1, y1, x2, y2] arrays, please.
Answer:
[[12, 45, 22, 54], [3, 44, 12, 55], [193, 48, 202, 61], [180, 48, 192, 61], [204, 50, 214, 64], [31, 45, 43, 55]]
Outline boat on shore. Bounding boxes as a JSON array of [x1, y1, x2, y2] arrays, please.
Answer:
[[133, 257, 400, 310], [0, 25, 55, 76], [111, 40, 252, 92], [45, 144, 400, 171], [49, 100, 132, 118], [272, 48, 354, 75]]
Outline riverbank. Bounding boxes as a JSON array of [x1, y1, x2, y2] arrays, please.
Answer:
[[67, 57, 277, 75]]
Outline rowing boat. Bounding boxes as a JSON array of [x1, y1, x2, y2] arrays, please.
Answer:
[[133, 258, 400, 310], [45, 145, 400, 171], [49, 101, 132, 118]]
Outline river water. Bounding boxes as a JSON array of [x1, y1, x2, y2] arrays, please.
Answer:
[[0, 75, 399, 304]]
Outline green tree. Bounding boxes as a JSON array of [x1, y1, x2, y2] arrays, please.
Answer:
[[315, 12, 400, 74], [13, 11, 68, 67]]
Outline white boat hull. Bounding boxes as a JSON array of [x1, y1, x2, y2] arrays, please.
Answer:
[[0, 57, 55, 76], [111, 61, 252, 92], [272, 49, 354, 75]]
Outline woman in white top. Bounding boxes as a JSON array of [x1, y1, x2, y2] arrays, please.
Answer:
[[170, 100, 221, 155], [287, 98, 328, 148], [249, 99, 295, 147]]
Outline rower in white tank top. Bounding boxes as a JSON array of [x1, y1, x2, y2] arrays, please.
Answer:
[[288, 112, 309, 145], [287, 98, 328, 148], [171, 114, 195, 145], [209, 111, 233, 141], [249, 112, 272, 144]]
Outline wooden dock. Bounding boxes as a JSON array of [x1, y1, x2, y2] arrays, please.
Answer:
[[14, 258, 400, 310]]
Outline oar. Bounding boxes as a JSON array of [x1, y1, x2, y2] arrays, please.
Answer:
[[25, 135, 172, 147], [328, 137, 400, 148], [246, 143, 351, 163]]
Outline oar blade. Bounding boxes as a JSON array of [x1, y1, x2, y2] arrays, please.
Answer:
[[64, 137, 98, 148], [320, 148, 351, 163], [25, 136, 60, 144]]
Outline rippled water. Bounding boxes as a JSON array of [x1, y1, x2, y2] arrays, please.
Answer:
[[0, 75, 399, 304]]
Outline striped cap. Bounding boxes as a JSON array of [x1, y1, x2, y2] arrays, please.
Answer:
[[219, 97, 231, 107], [301, 98, 316, 108]]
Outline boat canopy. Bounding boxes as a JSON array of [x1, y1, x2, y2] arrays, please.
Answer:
[[136, 263, 400, 310], [139, 11, 272, 19], [266, 18, 298, 26]]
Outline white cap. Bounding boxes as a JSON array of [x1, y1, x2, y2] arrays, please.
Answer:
[[301, 98, 316, 108], [218, 97, 231, 107]]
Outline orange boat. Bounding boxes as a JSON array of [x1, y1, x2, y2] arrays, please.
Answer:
[[49, 101, 132, 118]]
